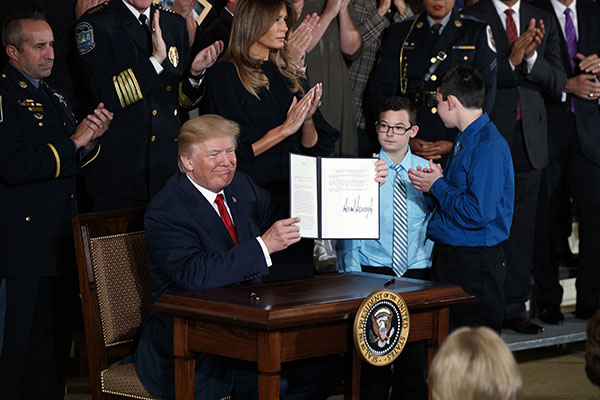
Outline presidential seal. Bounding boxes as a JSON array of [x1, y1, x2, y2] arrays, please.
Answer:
[[354, 289, 409, 366], [168, 46, 179, 68]]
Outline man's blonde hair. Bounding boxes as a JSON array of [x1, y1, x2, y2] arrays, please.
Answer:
[[430, 327, 522, 400], [177, 114, 240, 172]]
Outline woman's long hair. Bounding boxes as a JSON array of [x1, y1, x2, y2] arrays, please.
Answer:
[[223, 0, 305, 98]]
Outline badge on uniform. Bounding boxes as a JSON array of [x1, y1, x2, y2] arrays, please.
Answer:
[[486, 25, 497, 53], [76, 22, 96, 55], [168, 46, 179, 68]]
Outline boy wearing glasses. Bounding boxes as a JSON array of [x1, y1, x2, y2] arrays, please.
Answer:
[[337, 96, 433, 400]]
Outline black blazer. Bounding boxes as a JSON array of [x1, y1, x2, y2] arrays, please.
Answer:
[[533, 0, 600, 160], [464, 0, 566, 169]]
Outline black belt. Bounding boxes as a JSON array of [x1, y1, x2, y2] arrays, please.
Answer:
[[408, 91, 438, 108]]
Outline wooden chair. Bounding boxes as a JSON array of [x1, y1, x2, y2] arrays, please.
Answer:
[[73, 207, 161, 400]]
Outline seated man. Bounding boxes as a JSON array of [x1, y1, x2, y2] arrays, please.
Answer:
[[337, 96, 434, 400], [409, 66, 514, 333], [134, 114, 342, 399]]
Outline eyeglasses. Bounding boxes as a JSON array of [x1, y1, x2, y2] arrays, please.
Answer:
[[376, 122, 411, 135]]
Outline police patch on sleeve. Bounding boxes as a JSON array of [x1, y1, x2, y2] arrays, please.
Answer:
[[76, 22, 96, 55], [486, 25, 496, 53]]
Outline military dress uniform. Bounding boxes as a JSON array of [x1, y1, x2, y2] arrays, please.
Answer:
[[76, 1, 202, 210], [0, 63, 99, 398], [369, 10, 498, 147]]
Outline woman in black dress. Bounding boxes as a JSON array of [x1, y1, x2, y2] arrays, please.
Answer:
[[202, 0, 338, 195]]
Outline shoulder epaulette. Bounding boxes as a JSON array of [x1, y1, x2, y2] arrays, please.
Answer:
[[158, 6, 176, 14], [87, 2, 108, 15]]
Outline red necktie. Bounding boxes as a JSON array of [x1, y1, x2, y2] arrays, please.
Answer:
[[215, 194, 239, 245], [505, 9, 521, 120]]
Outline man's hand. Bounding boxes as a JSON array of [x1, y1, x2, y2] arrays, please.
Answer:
[[524, 19, 544, 59], [190, 40, 224, 77], [393, 0, 408, 15], [171, 0, 195, 17], [377, 0, 392, 16], [286, 13, 319, 66], [565, 73, 600, 100], [151, 10, 167, 64], [373, 154, 389, 186], [71, 103, 114, 150], [408, 160, 443, 193], [75, 0, 100, 19], [410, 138, 452, 160], [577, 52, 600, 77], [261, 217, 302, 254]]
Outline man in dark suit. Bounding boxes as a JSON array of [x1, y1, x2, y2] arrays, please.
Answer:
[[463, 0, 566, 334], [0, 13, 113, 398], [76, 0, 223, 211], [134, 114, 342, 399], [369, 0, 498, 163], [532, 0, 600, 322]]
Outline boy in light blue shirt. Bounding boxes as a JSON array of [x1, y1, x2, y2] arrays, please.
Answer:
[[336, 96, 433, 400], [337, 96, 434, 278]]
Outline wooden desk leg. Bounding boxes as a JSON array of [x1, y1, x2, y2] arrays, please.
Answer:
[[174, 317, 195, 400], [427, 307, 450, 400], [344, 350, 361, 400], [258, 331, 281, 400]]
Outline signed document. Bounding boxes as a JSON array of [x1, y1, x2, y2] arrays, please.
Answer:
[[290, 154, 379, 239]]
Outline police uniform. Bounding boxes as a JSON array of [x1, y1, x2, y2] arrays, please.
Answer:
[[76, 1, 202, 210], [369, 10, 497, 146], [0, 63, 99, 398]]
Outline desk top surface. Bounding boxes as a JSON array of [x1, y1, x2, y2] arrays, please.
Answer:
[[152, 273, 471, 329]]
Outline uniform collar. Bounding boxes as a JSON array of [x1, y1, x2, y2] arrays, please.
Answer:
[[121, 0, 151, 24], [426, 12, 452, 33], [8, 62, 41, 89]]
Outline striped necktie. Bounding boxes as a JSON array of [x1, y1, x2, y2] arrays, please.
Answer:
[[391, 163, 408, 277]]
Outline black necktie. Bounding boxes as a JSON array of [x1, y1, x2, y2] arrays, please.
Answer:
[[431, 23, 442, 37], [139, 14, 152, 48]]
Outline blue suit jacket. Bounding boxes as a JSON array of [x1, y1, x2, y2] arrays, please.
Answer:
[[135, 171, 276, 399]]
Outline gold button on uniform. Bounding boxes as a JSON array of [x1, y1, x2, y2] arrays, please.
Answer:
[[152, 109, 157, 116], [173, 109, 178, 116], [430, 74, 437, 81], [25, 217, 31, 222], [431, 107, 437, 114], [464, 56, 469, 61], [151, 135, 156, 142], [430, 57, 437, 64], [166, 85, 172, 92], [63, 122, 67, 126], [70, 194, 75, 199], [38, 122, 44, 127]]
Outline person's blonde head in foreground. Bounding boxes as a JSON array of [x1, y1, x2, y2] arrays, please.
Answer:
[[430, 326, 522, 400]]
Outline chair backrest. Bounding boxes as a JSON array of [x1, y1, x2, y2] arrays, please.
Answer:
[[73, 207, 152, 399]]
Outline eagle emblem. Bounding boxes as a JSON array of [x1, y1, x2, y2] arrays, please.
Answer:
[[371, 307, 395, 348]]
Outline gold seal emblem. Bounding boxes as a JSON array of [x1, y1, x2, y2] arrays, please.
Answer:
[[19, 81, 28, 89], [354, 290, 410, 366], [416, 21, 424, 29], [168, 46, 179, 68], [33, 113, 44, 120]]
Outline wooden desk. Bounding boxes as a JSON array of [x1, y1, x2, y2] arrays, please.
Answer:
[[152, 272, 472, 400]]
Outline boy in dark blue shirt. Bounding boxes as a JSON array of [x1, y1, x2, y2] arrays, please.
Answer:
[[408, 66, 514, 332]]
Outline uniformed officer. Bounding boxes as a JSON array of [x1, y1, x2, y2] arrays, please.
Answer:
[[0, 13, 113, 398], [369, 0, 497, 161], [76, 0, 223, 210]]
